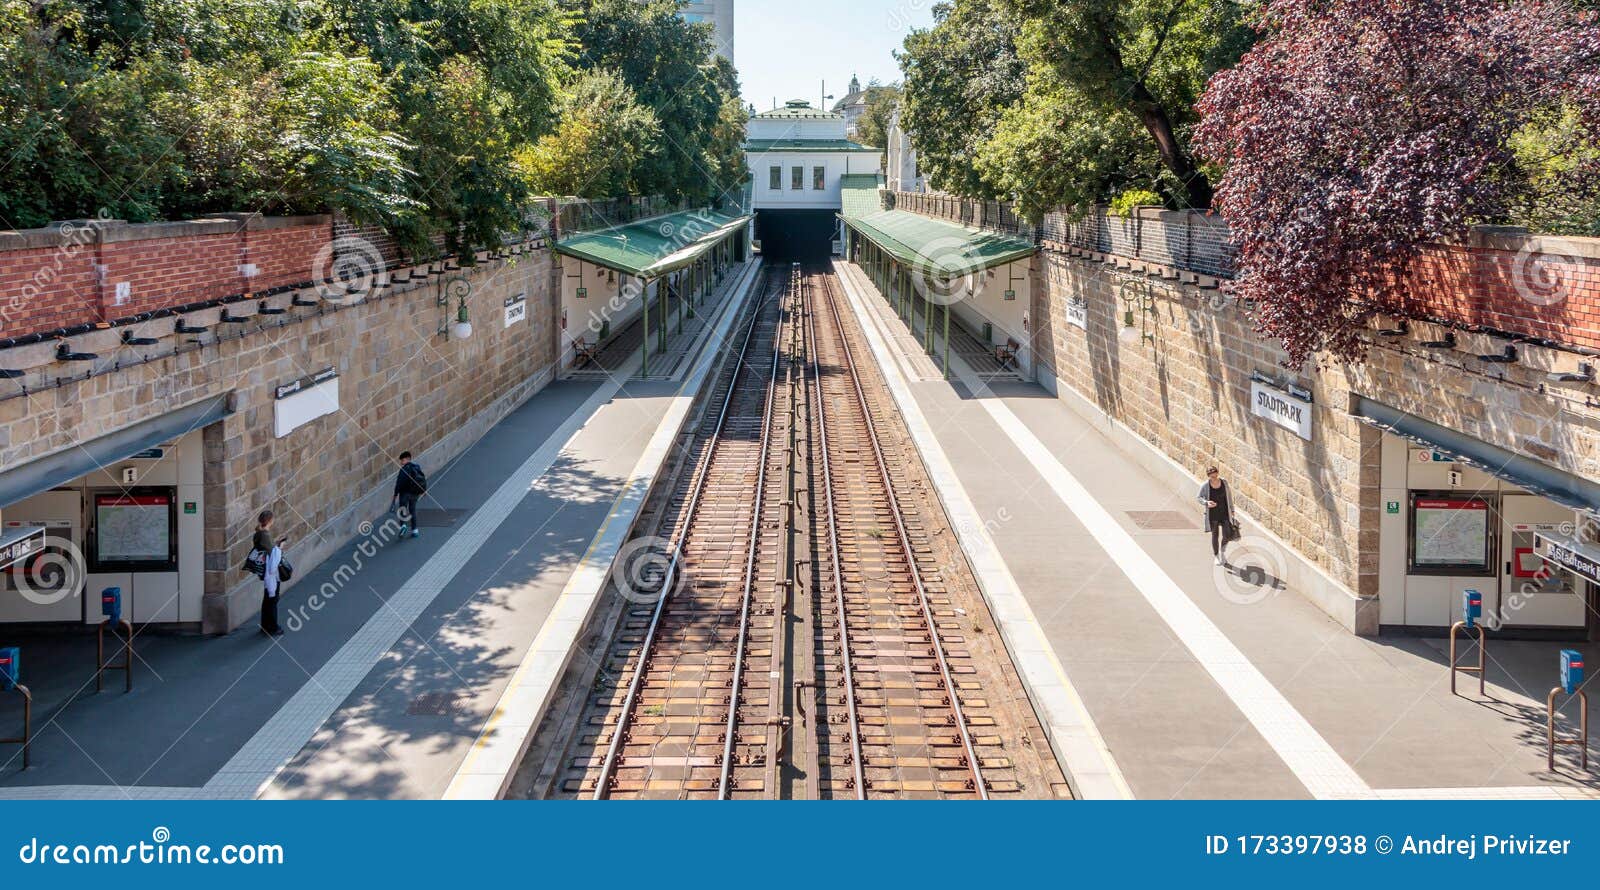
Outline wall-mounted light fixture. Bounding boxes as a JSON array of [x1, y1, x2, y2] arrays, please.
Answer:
[[445, 276, 473, 341], [1117, 277, 1157, 346]]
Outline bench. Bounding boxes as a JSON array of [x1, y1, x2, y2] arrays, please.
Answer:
[[995, 339, 1019, 371]]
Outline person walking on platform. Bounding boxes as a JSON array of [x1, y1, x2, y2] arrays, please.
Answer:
[[1197, 466, 1239, 567], [392, 451, 427, 539], [253, 510, 287, 635]]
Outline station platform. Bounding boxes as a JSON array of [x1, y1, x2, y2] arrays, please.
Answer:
[[832, 259, 1600, 800], [0, 259, 763, 799]]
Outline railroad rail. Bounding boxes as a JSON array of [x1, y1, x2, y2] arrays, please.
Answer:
[[558, 261, 1062, 799]]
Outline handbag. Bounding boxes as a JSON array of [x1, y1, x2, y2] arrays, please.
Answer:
[[243, 549, 267, 579], [1224, 518, 1242, 544], [277, 555, 294, 583]]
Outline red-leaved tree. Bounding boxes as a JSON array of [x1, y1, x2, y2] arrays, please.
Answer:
[[1194, 0, 1600, 365]]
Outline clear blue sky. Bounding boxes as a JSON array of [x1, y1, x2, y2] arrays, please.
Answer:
[[733, 0, 936, 112]]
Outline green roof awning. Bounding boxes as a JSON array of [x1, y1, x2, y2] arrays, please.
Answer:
[[744, 139, 879, 153], [839, 174, 882, 220], [555, 210, 749, 279], [843, 209, 1035, 276]]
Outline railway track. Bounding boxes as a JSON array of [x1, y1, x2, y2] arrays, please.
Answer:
[[547, 262, 1066, 799]]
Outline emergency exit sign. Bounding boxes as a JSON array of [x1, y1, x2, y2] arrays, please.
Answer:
[[1386, 500, 1400, 514]]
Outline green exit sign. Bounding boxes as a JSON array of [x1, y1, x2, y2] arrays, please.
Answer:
[[1386, 500, 1400, 514], [1004, 289, 1016, 301], [575, 287, 587, 298]]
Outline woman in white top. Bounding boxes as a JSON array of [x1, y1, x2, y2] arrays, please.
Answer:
[[255, 510, 286, 636]]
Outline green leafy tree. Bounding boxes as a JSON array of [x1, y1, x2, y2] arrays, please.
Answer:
[[853, 81, 901, 150], [897, 0, 1026, 198], [519, 70, 660, 197], [997, 0, 1255, 211], [566, 0, 745, 203]]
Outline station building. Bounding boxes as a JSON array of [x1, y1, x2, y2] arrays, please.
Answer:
[[745, 100, 881, 259]]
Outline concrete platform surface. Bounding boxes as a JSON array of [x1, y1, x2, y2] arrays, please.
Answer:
[[834, 259, 1600, 801], [0, 260, 761, 800]]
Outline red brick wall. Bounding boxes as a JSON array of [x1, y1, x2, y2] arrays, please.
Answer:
[[0, 216, 331, 340], [1391, 241, 1600, 350], [0, 241, 100, 335], [101, 230, 244, 316]]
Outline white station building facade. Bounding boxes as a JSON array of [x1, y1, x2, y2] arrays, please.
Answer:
[[745, 100, 881, 259]]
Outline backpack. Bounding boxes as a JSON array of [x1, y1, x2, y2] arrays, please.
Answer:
[[403, 461, 428, 495]]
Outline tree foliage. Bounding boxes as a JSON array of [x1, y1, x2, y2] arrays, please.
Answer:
[[1194, 0, 1600, 364], [0, 0, 744, 253], [519, 70, 659, 198], [898, 0, 1026, 198], [852, 81, 901, 150], [995, 0, 1254, 212], [564, 0, 748, 206]]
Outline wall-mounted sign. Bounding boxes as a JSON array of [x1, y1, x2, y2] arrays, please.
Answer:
[[576, 286, 588, 299], [1386, 500, 1400, 514], [1066, 298, 1088, 330], [1414, 449, 1455, 464], [0, 526, 45, 571], [183, 501, 197, 515], [1249, 379, 1313, 440], [130, 448, 165, 460], [1004, 289, 1016, 301], [1535, 532, 1600, 586], [274, 367, 339, 438], [504, 293, 528, 328]]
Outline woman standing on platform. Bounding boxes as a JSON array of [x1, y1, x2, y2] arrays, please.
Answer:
[[1197, 466, 1238, 567]]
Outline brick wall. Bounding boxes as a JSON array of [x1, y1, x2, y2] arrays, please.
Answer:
[[1391, 232, 1600, 351], [0, 215, 334, 340]]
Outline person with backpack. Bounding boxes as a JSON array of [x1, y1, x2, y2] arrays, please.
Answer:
[[1197, 466, 1240, 567], [391, 451, 427, 539], [251, 510, 288, 636]]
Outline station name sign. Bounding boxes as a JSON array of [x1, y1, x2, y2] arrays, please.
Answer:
[[1534, 532, 1600, 586], [504, 293, 528, 328], [1066, 297, 1088, 330], [274, 367, 339, 401], [0, 526, 46, 571], [1249, 377, 1313, 441]]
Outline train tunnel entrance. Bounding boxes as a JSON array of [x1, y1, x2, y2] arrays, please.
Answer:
[[755, 209, 837, 262]]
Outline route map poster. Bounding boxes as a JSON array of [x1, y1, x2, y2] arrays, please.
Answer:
[[1412, 497, 1490, 569], [94, 493, 173, 566]]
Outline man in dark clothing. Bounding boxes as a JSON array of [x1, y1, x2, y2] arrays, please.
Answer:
[[392, 451, 425, 539]]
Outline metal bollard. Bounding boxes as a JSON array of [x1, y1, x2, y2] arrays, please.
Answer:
[[1449, 590, 1486, 697], [1548, 650, 1589, 772]]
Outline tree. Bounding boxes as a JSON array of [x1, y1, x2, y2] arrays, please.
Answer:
[[518, 70, 659, 198], [565, 0, 746, 204], [998, 0, 1254, 211], [1194, 0, 1600, 364], [897, 0, 1026, 198], [853, 81, 900, 150]]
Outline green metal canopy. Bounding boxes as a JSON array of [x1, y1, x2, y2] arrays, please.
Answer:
[[555, 209, 749, 279], [839, 174, 883, 221], [844, 209, 1035, 276]]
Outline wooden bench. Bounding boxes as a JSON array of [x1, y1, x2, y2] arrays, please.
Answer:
[[571, 337, 599, 368], [995, 339, 1019, 371]]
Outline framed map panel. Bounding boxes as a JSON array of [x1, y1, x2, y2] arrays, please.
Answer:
[[89, 488, 178, 573], [1408, 492, 1495, 576]]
